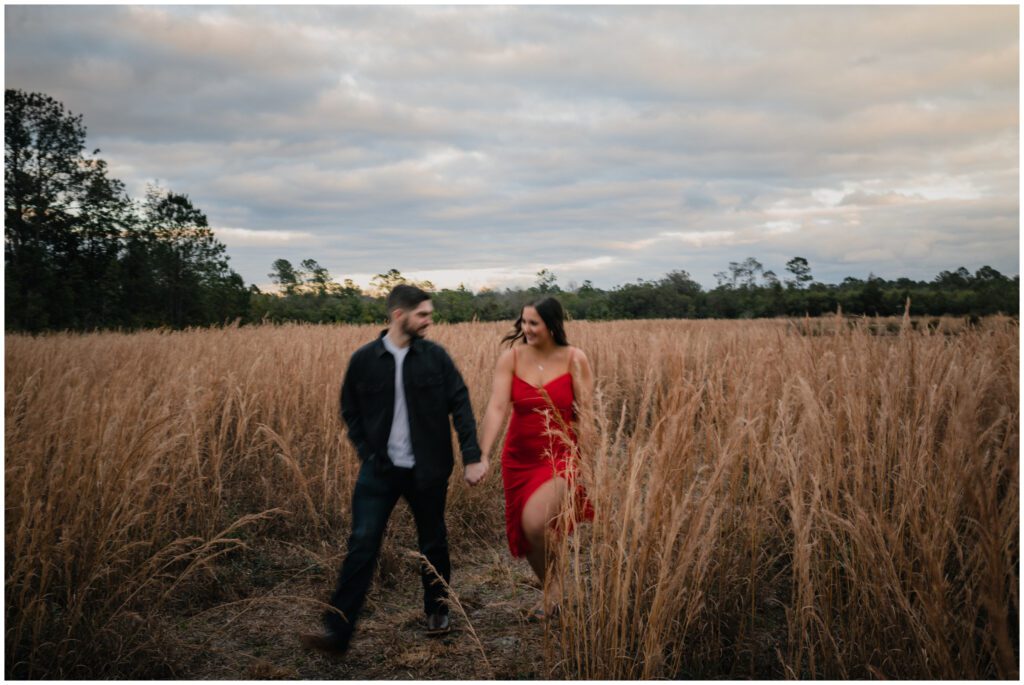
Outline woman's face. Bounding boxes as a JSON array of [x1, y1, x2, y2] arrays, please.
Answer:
[[521, 306, 549, 346]]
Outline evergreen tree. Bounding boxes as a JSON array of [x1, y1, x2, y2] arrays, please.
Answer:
[[5, 89, 133, 329], [5, 89, 248, 330], [785, 257, 813, 289], [140, 186, 247, 327]]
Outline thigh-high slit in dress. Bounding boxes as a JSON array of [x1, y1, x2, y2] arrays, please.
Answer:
[[500, 347, 593, 558]]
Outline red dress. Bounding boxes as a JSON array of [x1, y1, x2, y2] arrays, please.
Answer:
[[500, 347, 593, 558]]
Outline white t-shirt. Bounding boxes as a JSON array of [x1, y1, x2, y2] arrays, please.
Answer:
[[381, 333, 415, 468]]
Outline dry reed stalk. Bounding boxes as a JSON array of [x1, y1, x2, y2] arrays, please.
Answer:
[[411, 550, 495, 678]]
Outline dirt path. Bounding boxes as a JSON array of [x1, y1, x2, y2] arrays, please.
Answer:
[[173, 533, 556, 680]]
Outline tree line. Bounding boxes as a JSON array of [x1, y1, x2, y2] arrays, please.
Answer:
[[252, 258, 1018, 325], [5, 89, 1018, 332]]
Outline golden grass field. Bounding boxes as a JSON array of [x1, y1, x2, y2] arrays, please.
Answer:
[[5, 316, 1019, 679]]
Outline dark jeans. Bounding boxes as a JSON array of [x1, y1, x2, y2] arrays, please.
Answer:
[[323, 462, 451, 642]]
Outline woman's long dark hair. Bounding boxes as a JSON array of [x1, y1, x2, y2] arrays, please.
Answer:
[[501, 297, 569, 347]]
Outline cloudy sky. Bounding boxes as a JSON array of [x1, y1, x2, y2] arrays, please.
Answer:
[[5, 4, 1019, 291]]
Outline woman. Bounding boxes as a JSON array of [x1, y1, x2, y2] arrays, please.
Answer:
[[478, 297, 594, 618]]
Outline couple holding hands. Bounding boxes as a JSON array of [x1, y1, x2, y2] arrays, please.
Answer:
[[302, 285, 594, 656]]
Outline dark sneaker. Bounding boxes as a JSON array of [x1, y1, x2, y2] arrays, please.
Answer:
[[300, 630, 350, 657], [425, 612, 451, 636]]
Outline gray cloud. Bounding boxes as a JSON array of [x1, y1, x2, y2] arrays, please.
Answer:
[[5, 5, 1017, 291]]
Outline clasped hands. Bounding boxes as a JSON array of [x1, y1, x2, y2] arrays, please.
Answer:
[[464, 458, 490, 486]]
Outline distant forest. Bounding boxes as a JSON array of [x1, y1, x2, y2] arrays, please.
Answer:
[[6, 89, 1019, 332]]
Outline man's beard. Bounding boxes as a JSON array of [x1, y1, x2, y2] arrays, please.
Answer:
[[402, 319, 428, 339]]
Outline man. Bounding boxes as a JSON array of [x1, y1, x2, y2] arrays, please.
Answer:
[[302, 284, 489, 656]]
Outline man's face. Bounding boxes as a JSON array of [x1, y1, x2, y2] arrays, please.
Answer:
[[399, 300, 434, 339]]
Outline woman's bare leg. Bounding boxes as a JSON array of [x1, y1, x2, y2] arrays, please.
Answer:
[[522, 477, 568, 610]]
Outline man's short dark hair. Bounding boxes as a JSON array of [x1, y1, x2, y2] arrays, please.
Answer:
[[386, 284, 431, 318]]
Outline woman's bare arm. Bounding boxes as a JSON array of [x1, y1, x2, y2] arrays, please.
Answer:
[[478, 348, 516, 461]]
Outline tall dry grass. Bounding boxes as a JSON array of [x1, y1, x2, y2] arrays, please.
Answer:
[[4, 322, 503, 677], [554, 315, 1018, 678], [5, 316, 1018, 678]]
